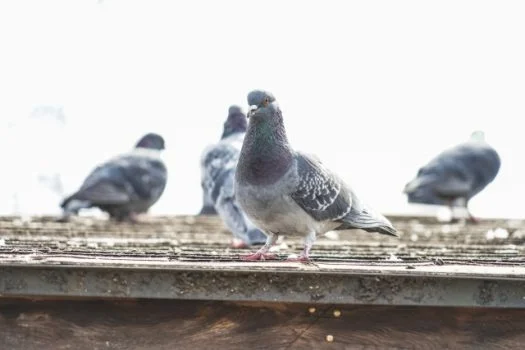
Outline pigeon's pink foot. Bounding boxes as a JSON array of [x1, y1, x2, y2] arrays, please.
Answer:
[[467, 216, 480, 224], [232, 238, 249, 249], [123, 212, 141, 224], [285, 255, 312, 264], [240, 251, 277, 261]]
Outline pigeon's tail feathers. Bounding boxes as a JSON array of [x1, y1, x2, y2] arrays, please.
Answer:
[[404, 175, 434, 194], [60, 194, 92, 217], [60, 194, 73, 209], [340, 204, 398, 237], [343, 214, 398, 237], [361, 223, 398, 237]]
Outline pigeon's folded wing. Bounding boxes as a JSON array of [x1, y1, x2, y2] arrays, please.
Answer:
[[433, 175, 473, 198], [118, 156, 167, 200], [216, 197, 249, 240], [291, 153, 397, 236], [60, 161, 132, 208], [201, 143, 239, 203], [290, 152, 352, 222], [73, 180, 131, 205], [408, 165, 474, 198]]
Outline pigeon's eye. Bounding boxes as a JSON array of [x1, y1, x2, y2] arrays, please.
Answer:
[[264, 97, 269, 104]]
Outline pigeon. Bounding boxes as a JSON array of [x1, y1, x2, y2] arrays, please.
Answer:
[[58, 133, 168, 222], [235, 90, 397, 262], [403, 131, 500, 222], [197, 196, 218, 215], [199, 106, 267, 247]]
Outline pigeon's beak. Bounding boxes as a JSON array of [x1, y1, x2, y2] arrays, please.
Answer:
[[247, 105, 258, 118]]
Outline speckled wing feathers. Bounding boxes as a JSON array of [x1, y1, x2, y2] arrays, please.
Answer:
[[291, 153, 352, 222], [291, 153, 397, 236]]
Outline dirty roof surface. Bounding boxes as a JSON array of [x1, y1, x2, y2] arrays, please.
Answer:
[[0, 215, 524, 267], [0, 215, 524, 307]]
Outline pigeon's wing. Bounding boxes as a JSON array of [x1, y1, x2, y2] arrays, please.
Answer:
[[216, 198, 249, 239], [408, 139, 503, 198], [432, 176, 473, 197], [199, 145, 214, 199], [404, 171, 472, 197], [406, 147, 476, 199], [116, 154, 168, 202], [198, 145, 218, 214], [202, 140, 265, 245], [290, 152, 352, 222], [291, 153, 397, 236], [214, 169, 266, 245], [70, 164, 132, 205], [72, 182, 131, 204], [201, 142, 239, 205], [215, 177, 249, 240]]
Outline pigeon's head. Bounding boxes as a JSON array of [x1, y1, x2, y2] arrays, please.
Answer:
[[469, 130, 486, 142], [135, 133, 166, 150], [221, 105, 247, 139], [246, 90, 278, 120]]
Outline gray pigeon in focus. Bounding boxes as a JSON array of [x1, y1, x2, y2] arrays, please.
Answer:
[[199, 106, 267, 247], [404, 131, 500, 223], [58, 133, 167, 222], [235, 90, 397, 262]]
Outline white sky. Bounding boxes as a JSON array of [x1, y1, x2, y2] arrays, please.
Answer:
[[0, 0, 523, 218]]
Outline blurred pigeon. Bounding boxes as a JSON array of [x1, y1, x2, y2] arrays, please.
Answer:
[[404, 131, 500, 223], [58, 133, 168, 222], [200, 106, 267, 247], [197, 195, 218, 215], [235, 90, 397, 262]]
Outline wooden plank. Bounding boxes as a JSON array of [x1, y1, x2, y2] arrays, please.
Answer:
[[1, 265, 525, 308], [2, 258, 525, 279], [1, 299, 525, 349], [1, 214, 524, 308]]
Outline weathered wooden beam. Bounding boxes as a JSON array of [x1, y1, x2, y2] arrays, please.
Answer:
[[1, 264, 524, 308], [1, 298, 525, 349], [1, 215, 524, 308]]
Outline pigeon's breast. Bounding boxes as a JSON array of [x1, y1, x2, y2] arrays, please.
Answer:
[[235, 166, 335, 235]]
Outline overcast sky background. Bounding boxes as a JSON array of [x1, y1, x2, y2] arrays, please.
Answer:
[[0, 0, 523, 219]]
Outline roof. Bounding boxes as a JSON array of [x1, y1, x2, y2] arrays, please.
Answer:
[[0, 215, 524, 307]]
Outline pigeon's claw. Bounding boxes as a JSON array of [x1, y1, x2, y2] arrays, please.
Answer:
[[285, 254, 313, 264], [128, 212, 141, 223], [467, 214, 481, 224], [240, 251, 278, 261], [232, 238, 249, 249]]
